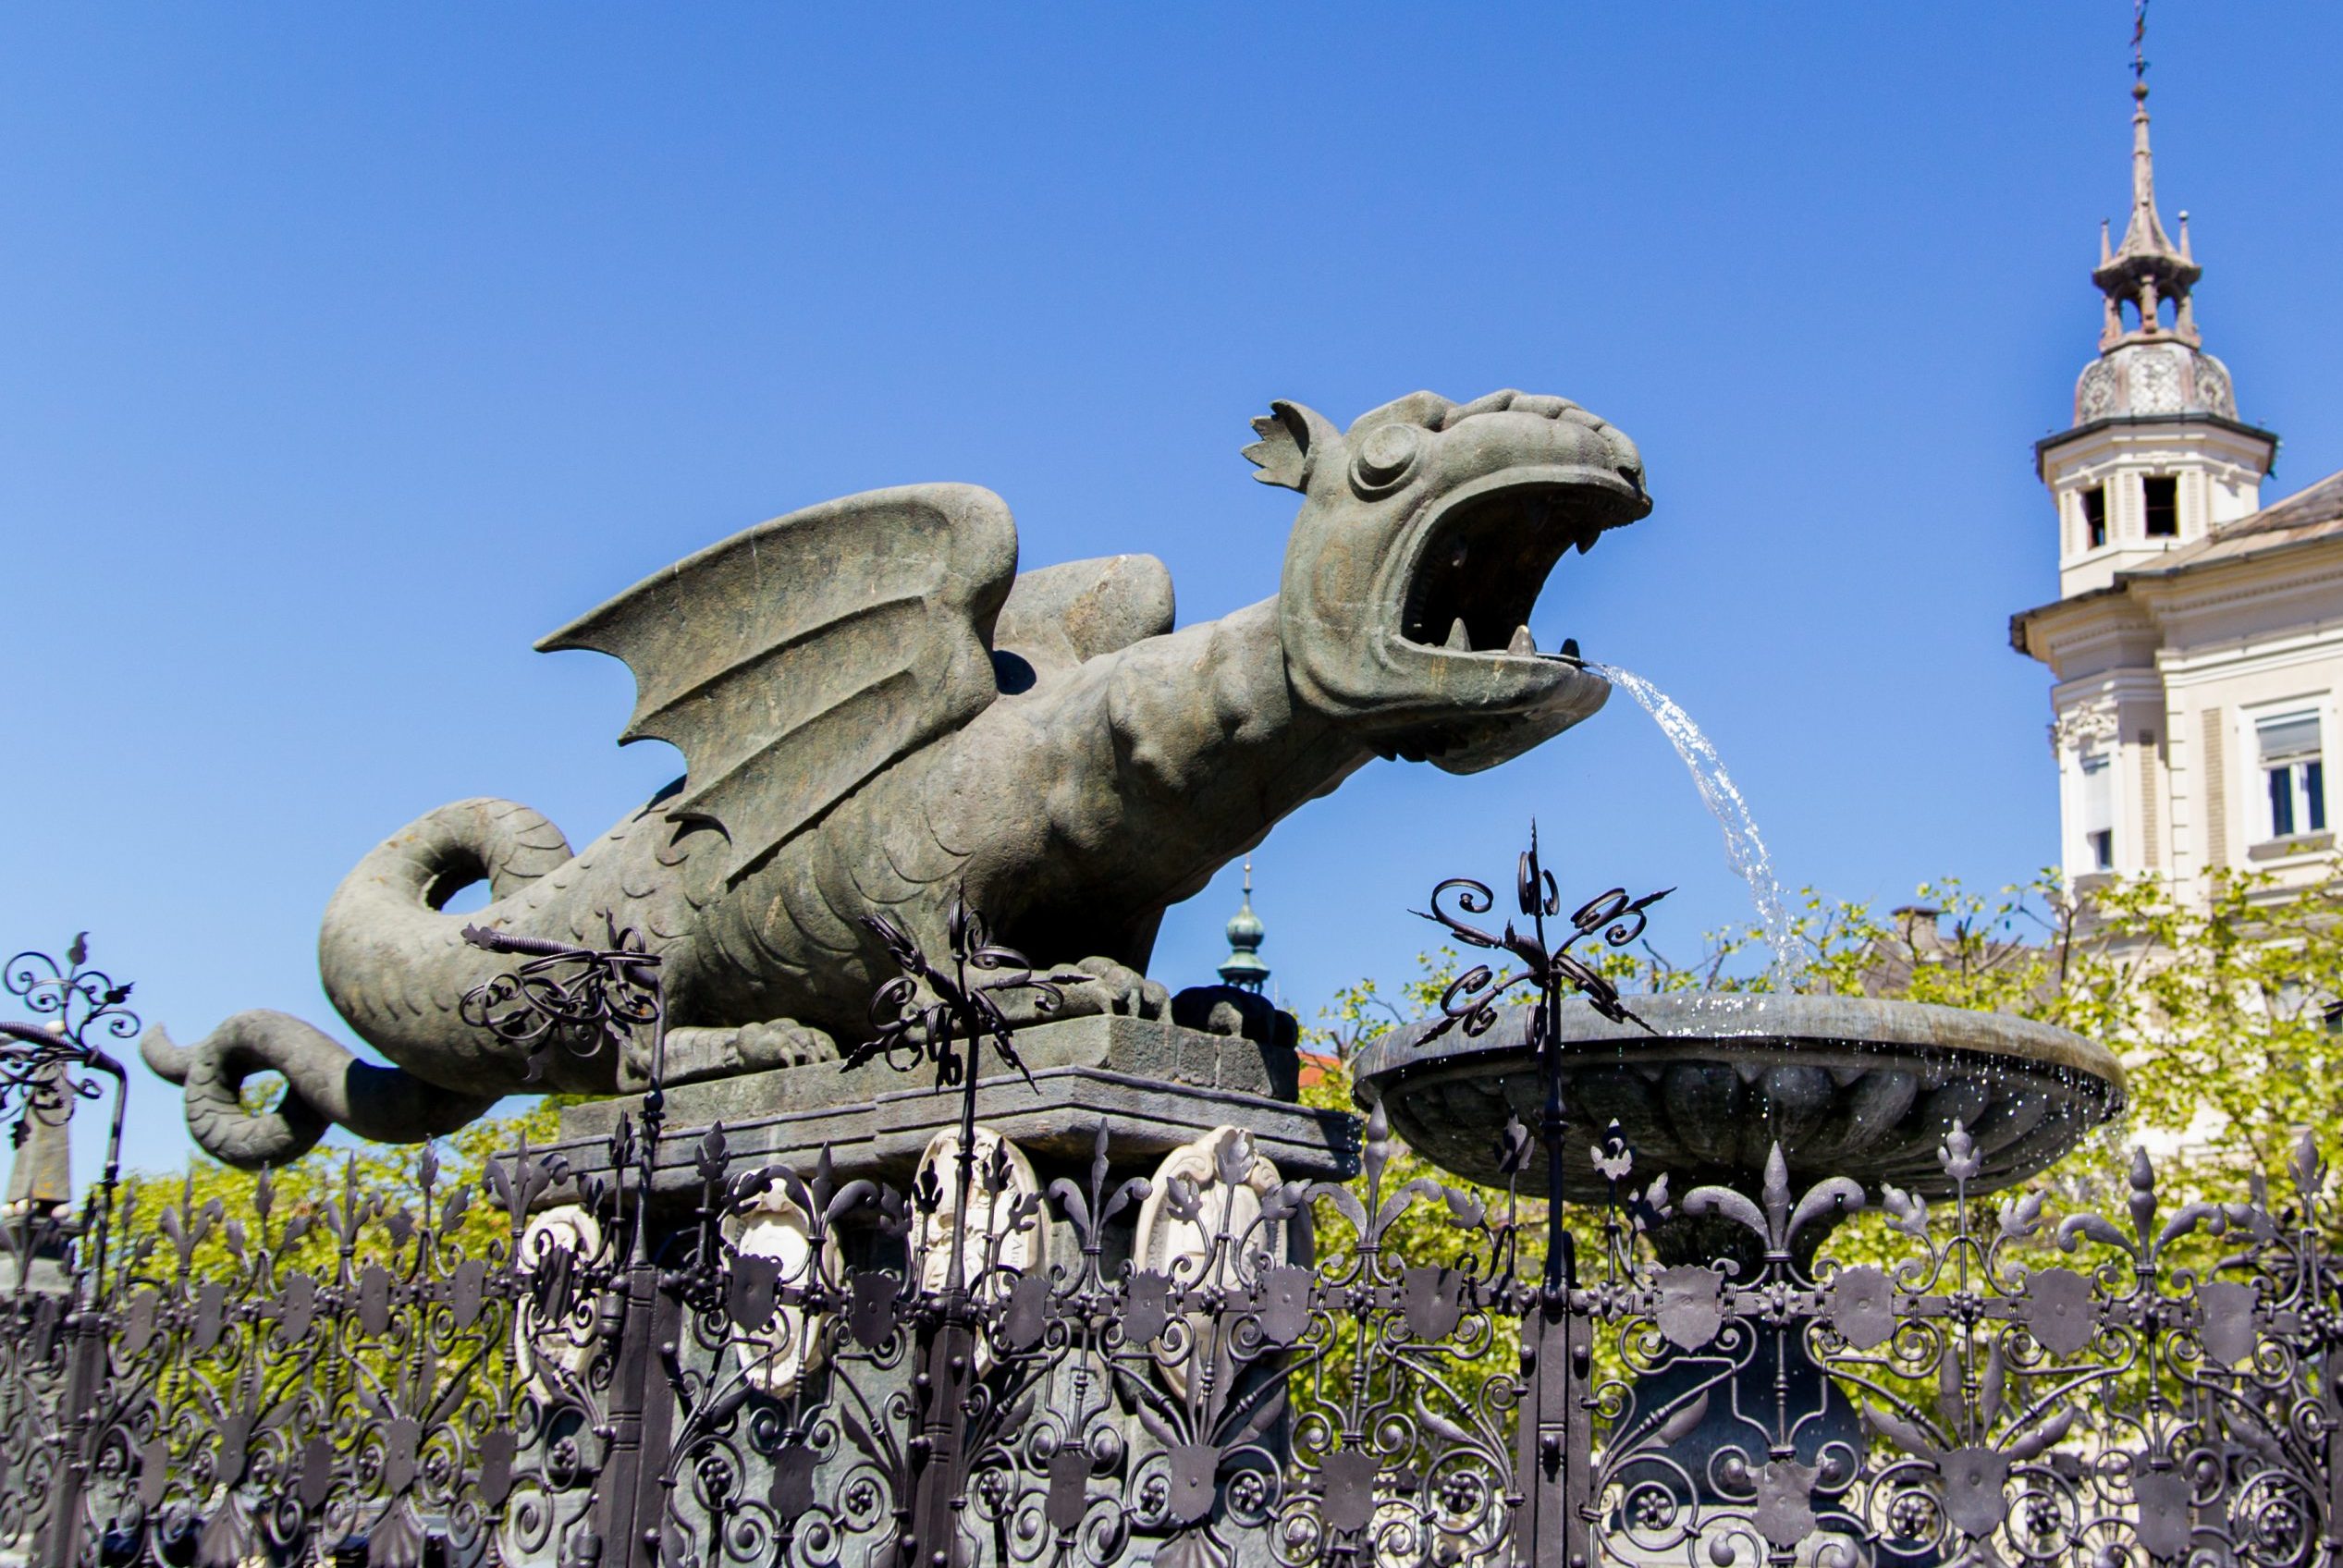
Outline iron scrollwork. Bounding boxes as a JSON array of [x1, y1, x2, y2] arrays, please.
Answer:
[[1415, 824, 1670, 1040], [2, 937, 135, 1568], [6, 861, 2343, 1568], [460, 917, 666, 1086]]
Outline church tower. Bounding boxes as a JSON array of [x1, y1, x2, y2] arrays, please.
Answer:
[[2036, 74, 2275, 607], [2016, 26, 2343, 900]]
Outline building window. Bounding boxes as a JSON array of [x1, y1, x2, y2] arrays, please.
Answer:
[[2081, 485, 2107, 549], [2257, 712, 2326, 840], [2080, 750, 2114, 871], [2142, 474, 2179, 538]]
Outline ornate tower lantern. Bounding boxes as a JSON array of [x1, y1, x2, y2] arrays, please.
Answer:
[[2020, 9, 2282, 888], [1215, 859, 1270, 993], [2038, 16, 2276, 605]]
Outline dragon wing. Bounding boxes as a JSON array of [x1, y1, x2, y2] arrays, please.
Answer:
[[537, 483, 1018, 882]]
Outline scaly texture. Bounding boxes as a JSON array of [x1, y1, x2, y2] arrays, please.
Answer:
[[147, 393, 1651, 1165]]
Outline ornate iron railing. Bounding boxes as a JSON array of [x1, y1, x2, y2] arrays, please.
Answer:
[[4, 852, 2341, 1568]]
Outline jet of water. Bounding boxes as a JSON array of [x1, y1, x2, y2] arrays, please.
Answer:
[[1589, 664, 1802, 991]]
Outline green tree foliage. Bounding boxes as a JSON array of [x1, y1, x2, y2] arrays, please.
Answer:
[[1298, 862, 2343, 1274], [95, 861, 2337, 1274], [113, 1096, 566, 1283], [1683, 864, 2343, 1191], [1295, 865, 2343, 1434], [74, 860, 2337, 1445], [1298, 949, 1544, 1270]]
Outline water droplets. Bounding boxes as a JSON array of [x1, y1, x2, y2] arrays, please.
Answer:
[[1592, 665, 1802, 990]]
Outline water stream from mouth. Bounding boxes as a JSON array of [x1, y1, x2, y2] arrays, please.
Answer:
[[1589, 664, 1802, 991]]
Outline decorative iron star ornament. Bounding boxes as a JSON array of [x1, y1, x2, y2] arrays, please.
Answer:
[[2, 933, 138, 1058], [2, 934, 139, 1145], [1412, 823, 1670, 1039], [848, 894, 1087, 1094], [460, 913, 664, 1085]]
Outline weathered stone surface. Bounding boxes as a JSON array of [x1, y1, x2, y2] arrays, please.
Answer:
[[145, 390, 1650, 1166], [555, 1012, 1358, 1190], [1356, 992, 2126, 1199]]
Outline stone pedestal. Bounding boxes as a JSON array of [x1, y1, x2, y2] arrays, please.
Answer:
[[549, 1011, 1359, 1194], [523, 1011, 1351, 1568]]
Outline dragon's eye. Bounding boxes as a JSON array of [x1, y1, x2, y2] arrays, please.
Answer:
[[1350, 423, 1425, 496]]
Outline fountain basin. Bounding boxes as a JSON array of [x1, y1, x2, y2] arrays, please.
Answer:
[[1354, 992, 2124, 1199]]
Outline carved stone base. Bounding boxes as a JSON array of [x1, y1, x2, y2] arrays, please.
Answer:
[[550, 1011, 1359, 1194]]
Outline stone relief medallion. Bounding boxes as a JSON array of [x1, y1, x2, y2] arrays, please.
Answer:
[[1132, 1126, 1297, 1396], [2193, 358, 2234, 418], [2077, 361, 2117, 422], [2049, 704, 2119, 755], [915, 1127, 1048, 1369], [2129, 349, 2183, 414], [512, 1204, 603, 1396], [723, 1182, 841, 1397]]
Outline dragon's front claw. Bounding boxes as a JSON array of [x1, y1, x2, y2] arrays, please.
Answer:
[[1070, 956, 1171, 1019], [659, 1019, 839, 1086], [999, 956, 1168, 1026]]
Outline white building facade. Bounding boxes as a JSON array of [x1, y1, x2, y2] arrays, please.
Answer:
[[2012, 78, 2343, 902]]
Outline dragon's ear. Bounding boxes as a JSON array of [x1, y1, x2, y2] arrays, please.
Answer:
[[1242, 400, 1338, 492]]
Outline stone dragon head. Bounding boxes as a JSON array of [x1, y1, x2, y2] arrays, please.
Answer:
[[1247, 388, 1650, 771]]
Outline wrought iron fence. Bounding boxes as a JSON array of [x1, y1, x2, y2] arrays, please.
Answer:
[[4, 853, 2341, 1568]]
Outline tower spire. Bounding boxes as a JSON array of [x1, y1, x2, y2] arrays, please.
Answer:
[[1217, 859, 1270, 993], [2092, 0, 2201, 348]]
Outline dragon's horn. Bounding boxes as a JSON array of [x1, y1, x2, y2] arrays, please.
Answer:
[[1243, 399, 1336, 492]]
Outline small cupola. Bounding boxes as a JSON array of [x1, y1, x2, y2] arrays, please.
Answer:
[[2091, 80, 2201, 351], [1217, 860, 1271, 993], [2070, 77, 2241, 428]]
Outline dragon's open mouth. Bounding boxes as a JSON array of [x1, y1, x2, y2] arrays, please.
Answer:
[[1394, 470, 1644, 662]]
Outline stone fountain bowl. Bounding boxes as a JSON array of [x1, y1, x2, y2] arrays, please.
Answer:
[[1352, 992, 2125, 1201]]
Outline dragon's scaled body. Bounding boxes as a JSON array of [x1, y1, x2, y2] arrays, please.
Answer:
[[145, 390, 1650, 1166]]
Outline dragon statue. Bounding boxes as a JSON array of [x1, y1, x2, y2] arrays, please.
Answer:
[[144, 389, 1650, 1166]]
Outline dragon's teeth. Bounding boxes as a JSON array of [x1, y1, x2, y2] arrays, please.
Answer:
[[1445, 619, 1471, 652], [1508, 625, 1536, 655]]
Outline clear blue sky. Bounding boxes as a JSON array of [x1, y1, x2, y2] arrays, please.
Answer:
[[6, 5, 2339, 1175]]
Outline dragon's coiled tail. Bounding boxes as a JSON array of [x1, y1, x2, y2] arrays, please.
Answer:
[[140, 1012, 503, 1167], [142, 797, 578, 1167]]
